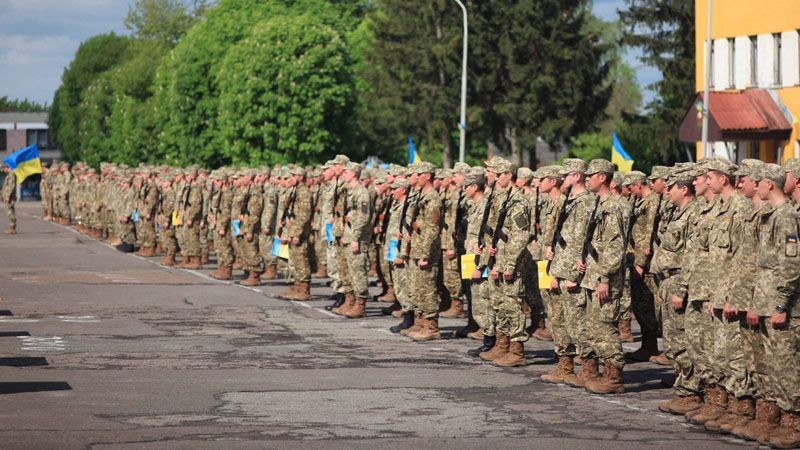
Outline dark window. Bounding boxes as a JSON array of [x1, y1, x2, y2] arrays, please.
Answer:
[[751, 36, 758, 86], [0, 129, 6, 151], [26, 129, 50, 149]]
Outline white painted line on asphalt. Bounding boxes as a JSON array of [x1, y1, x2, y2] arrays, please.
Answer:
[[0, 318, 40, 323], [18, 336, 65, 351], [58, 315, 100, 323]]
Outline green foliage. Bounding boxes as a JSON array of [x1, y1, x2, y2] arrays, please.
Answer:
[[567, 133, 612, 162], [0, 97, 48, 112], [124, 0, 207, 47], [217, 15, 356, 166]]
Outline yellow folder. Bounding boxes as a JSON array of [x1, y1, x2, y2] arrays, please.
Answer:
[[460, 254, 477, 280], [537, 260, 554, 290], [171, 211, 181, 226]]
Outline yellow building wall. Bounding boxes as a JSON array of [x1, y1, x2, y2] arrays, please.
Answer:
[[695, 0, 800, 163]]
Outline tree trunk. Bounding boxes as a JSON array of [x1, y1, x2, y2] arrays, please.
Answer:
[[505, 125, 522, 167], [442, 132, 453, 169]]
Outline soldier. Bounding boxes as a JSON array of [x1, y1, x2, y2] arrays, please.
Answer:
[[260, 169, 280, 280], [578, 159, 627, 394], [177, 168, 204, 269], [157, 173, 179, 267], [278, 167, 314, 301], [517, 166, 550, 340], [2, 165, 17, 234], [439, 168, 465, 318], [388, 177, 415, 332], [372, 172, 396, 303], [208, 171, 235, 280], [325, 156, 350, 312], [611, 171, 635, 343], [115, 171, 136, 253], [134, 169, 159, 257], [236, 171, 264, 286]]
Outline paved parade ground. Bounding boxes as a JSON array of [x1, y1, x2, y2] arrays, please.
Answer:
[[0, 202, 750, 449]]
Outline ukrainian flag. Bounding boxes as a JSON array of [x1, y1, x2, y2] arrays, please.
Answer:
[[611, 131, 634, 173], [408, 135, 421, 165], [3, 144, 42, 184]]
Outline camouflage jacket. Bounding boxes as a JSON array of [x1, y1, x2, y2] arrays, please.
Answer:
[[651, 199, 697, 300], [580, 193, 626, 292], [343, 183, 372, 244], [286, 184, 312, 239], [550, 189, 596, 282], [753, 201, 800, 317], [409, 186, 441, 261]]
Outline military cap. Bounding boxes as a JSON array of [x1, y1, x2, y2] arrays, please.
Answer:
[[612, 171, 624, 186], [485, 156, 515, 174], [560, 158, 587, 175], [517, 167, 535, 182], [701, 157, 738, 176], [360, 168, 371, 180], [453, 162, 470, 174], [462, 168, 486, 187], [289, 166, 306, 177], [435, 169, 453, 179], [585, 159, 614, 176], [536, 165, 562, 179], [413, 161, 437, 174], [734, 159, 765, 178], [783, 158, 800, 178], [374, 171, 389, 184], [760, 163, 786, 187], [648, 165, 670, 180], [666, 167, 697, 186], [622, 171, 647, 186], [344, 161, 361, 175], [390, 178, 410, 189]]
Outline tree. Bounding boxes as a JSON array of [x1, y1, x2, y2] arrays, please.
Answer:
[[619, 0, 694, 164], [124, 0, 208, 47], [0, 97, 48, 112], [217, 15, 356, 166]]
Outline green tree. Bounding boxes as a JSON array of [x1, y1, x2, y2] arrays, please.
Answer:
[[0, 97, 48, 112], [567, 132, 612, 162], [217, 15, 356, 166], [124, 0, 208, 46]]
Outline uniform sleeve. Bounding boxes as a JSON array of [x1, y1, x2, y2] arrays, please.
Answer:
[[287, 188, 312, 238], [187, 186, 203, 220], [243, 195, 263, 234], [597, 206, 625, 284], [774, 214, 800, 309], [349, 190, 372, 243], [419, 193, 442, 258], [633, 197, 657, 268], [500, 199, 530, 274]]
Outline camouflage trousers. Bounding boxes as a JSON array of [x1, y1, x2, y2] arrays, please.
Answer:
[[180, 224, 202, 257], [379, 243, 392, 288], [521, 258, 544, 317], [327, 242, 342, 293], [408, 258, 440, 319], [658, 276, 700, 396], [158, 226, 177, 255], [583, 288, 624, 369], [348, 247, 369, 299], [199, 224, 208, 256], [5, 201, 15, 228], [489, 276, 528, 343], [259, 234, 277, 267], [236, 236, 262, 272], [335, 243, 353, 295], [744, 318, 800, 412], [441, 252, 461, 301], [214, 230, 233, 267], [118, 220, 136, 245], [470, 279, 494, 336], [288, 240, 311, 284], [557, 279, 584, 357], [709, 310, 752, 398], [630, 273, 659, 338], [392, 265, 412, 313], [620, 260, 632, 321], [135, 219, 156, 248], [314, 229, 326, 273], [685, 300, 714, 386], [542, 288, 569, 355], [56, 195, 69, 219]]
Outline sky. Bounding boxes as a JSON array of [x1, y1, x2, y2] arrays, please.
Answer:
[[0, 0, 661, 107]]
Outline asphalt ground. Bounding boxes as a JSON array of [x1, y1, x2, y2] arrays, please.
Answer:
[[0, 202, 752, 449]]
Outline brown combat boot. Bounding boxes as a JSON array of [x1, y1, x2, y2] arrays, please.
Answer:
[[183, 256, 203, 270], [233, 258, 243, 270], [136, 246, 155, 257], [263, 264, 278, 280], [769, 410, 800, 449], [649, 353, 670, 365], [718, 397, 756, 434], [618, 319, 634, 343], [440, 298, 466, 318], [658, 394, 704, 415], [625, 335, 660, 362], [705, 395, 738, 432], [564, 358, 600, 388], [408, 316, 442, 341], [332, 292, 355, 315], [312, 264, 328, 278], [277, 283, 299, 299], [154, 243, 163, 255], [239, 271, 262, 286], [377, 286, 397, 303], [400, 312, 423, 336], [285, 281, 311, 301], [686, 386, 714, 421], [467, 329, 484, 340], [530, 316, 553, 341], [494, 341, 525, 367], [734, 399, 781, 441], [585, 362, 625, 394], [4, 227, 16, 235], [368, 260, 377, 278], [479, 332, 510, 361], [690, 386, 729, 424], [209, 265, 233, 280], [541, 355, 575, 384], [201, 251, 210, 265], [159, 252, 176, 267], [106, 233, 120, 245], [344, 297, 366, 318]]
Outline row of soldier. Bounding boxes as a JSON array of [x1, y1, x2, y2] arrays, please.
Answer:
[[35, 154, 799, 448]]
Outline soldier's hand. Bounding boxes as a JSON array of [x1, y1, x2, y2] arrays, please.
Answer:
[[528, 241, 538, 253], [595, 282, 609, 303], [576, 260, 586, 274], [245, 233, 253, 242], [280, 237, 288, 244], [745, 309, 760, 326], [219, 229, 226, 237], [634, 265, 645, 278], [489, 270, 499, 281], [186, 220, 193, 227], [549, 278, 559, 292], [706, 302, 714, 317], [395, 231, 402, 239], [350, 241, 359, 254], [670, 294, 685, 311], [502, 272, 512, 282], [563, 280, 578, 291], [291, 236, 300, 245], [419, 259, 429, 269], [328, 218, 334, 225], [645, 248, 652, 258], [487, 246, 497, 256], [473, 244, 482, 255], [374, 226, 381, 235], [722, 303, 737, 320], [393, 258, 405, 267], [471, 268, 483, 280], [546, 247, 554, 261], [771, 311, 788, 328], [446, 250, 456, 260]]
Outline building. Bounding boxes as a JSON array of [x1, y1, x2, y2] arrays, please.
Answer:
[[0, 112, 61, 200], [679, 0, 800, 164]]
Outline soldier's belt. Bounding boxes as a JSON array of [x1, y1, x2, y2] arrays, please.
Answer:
[[654, 269, 681, 283]]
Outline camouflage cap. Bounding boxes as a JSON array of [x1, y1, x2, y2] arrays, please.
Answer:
[[390, 178, 410, 189], [666, 168, 696, 186], [585, 159, 614, 176], [462, 168, 486, 187], [783, 157, 800, 178], [517, 167, 534, 182], [485, 156, 515, 174], [345, 162, 362, 176], [622, 170, 647, 186], [374, 171, 389, 184], [734, 159, 765, 178], [413, 161, 437, 174], [332, 154, 350, 165], [435, 169, 453, 179], [612, 171, 624, 186], [648, 165, 670, 181], [701, 156, 738, 176], [759, 163, 785, 187], [453, 162, 470, 174], [290, 166, 306, 177], [536, 165, 562, 179], [559, 158, 587, 175]]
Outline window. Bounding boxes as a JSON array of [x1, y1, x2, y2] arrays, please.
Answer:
[[774, 33, 782, 86], [728, 38, 736, 88], [26, 129, 50, 149], [750, 36, 758, 86], [0, 130, 5, 151]]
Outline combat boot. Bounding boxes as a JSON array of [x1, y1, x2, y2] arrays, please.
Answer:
[[209, 265, 233, 280], [493, 341, 525, 367], [440, 298, 466, 318], [263, 264, 278, 280], [479, 332, 510, 361], [377, 286, 396, 303], [106, 234, 121, 246], [201, 251, 210, 265], [625, 335, 660, 362], [4, 227, 16, 235], [312, 264, 328, 278], [529, 316, 553, 341], [705, 395, 738, 432], [564, 358, 600, 388], [690, 386, 728, 425], [183, 256, 203, 270], [332, 292, 355, 315], [391, 308, 404, 318], [541, 355, 575, 384], [325, 293, 344, 311], [467, 335, 496, 357], [400, 312, 424, 336], [769, 410, 800, 449], [658, 395, 703, 415], [286, 282, 311, 301], [719, 397, 755, 434], [159, 252, 177, 267], [685, 386, 714, 421], [734, 400, 781, 441], [277, 283, 299, 299], [154, 243, 163, 255], [390, 312, 415, 334], [585, 362, 625, 394], [618, 319, 634, 343], [408, 316, 441, 341], [232, 258, 243, 270], [467, 329, 484, 340], [239, 271, 261, 286], [381, 300, 401, 316], [344, 297, 366, 318]]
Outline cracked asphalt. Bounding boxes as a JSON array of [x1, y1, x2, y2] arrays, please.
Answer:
[[0, 202, 752, 449]]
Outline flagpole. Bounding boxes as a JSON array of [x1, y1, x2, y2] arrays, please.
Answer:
[[452, 0, 468, 164], [701, 0, 713, 158]]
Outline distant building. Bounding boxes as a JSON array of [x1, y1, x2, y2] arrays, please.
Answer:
[[679, 0, 800, 164], [0, 112, 61, 164]]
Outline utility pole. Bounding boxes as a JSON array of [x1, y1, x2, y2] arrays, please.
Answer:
[[452, 0, 468, 163], [701, 0, 713, 158]]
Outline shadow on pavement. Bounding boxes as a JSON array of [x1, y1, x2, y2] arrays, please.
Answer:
[[0, 382, 72, 394]]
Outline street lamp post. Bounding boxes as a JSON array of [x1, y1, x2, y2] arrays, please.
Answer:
[[452, 0, 468, 164], [701, 0, 713, 158]]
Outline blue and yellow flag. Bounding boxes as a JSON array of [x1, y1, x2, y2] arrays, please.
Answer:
[[611, 131, 634, 173], [408, 135, 421, 165], [3, 144, 42, 184]]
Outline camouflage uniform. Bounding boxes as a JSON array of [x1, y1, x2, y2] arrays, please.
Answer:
[[320, 179, 341, 293], [210, 178, 234, 268], [285, 181, 314, 284], [134, 177, 158, 249], [2, 170, 16, 229], [388, 187, 412, 312], [158, 182, 178, 258], [538, 187, 568, 354], [179, 179, 204, 258], [409, 184, 442, 319], [629, 190, 661, 340], [344, 180, 373, 300], [441, 186, 462, 302], [238, 185, 264, 273], [469, 185, 496, 335]]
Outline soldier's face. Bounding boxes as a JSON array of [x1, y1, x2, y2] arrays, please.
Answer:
[[739, 176, 758, 198], [392, 188, 405, 201], [707, 171, 726, 194], [496, 172, 512, 188], [693, 175, 708, 195], [757, 180, 772, 200], [515, 178, 527, 188], [668, 184, 682, 204], [453, 173, 465, 185], [485, 171, 497, 184]]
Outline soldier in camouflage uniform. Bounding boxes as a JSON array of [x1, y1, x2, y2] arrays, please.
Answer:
[[439, 169, 465, 318], [611, 171, 635, 343], [517, 167, 550, 340], [134, 168, 159, 257], [259, 169, 280, 280], [208, 171, 235, 279], [236, 171, 264, 286], [115, 171, 136, 253], [2, 165, 16, 234], [157, 173, 179, 266], [177, 168, 204, 269], [278, 167, 314, 301], [388, 177, 416, 332]]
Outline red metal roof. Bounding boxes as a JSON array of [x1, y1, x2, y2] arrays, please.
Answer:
[[699, 90, 791, 132]]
